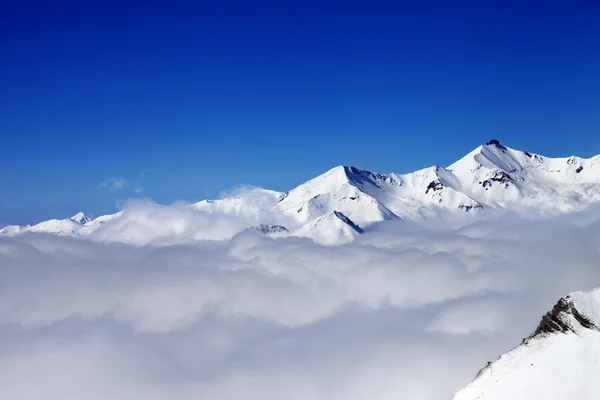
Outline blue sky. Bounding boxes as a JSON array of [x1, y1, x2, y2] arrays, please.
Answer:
[[2, 1, 600, 225]]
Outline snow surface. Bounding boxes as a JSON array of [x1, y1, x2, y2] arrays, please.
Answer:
[[178, 140, 600, 231], [294, 211, 363, 245], [453, 287, 600, 400], [70, 212, 91, 224], [2, 140, 600, 244]]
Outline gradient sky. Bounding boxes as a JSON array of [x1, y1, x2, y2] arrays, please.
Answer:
[[2, 0, 600, 225]]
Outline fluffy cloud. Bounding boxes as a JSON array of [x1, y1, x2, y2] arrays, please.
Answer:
[[2, 205, 600, 399], [100, 176, 127, 190], [91, 199, 248, 245]]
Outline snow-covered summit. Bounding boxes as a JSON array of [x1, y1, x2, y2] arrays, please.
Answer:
[[295, 211, 363, 245], [2, 140, 600, 243], [277, 165, 399, 226], [70, 212, 91, 224], [0, 211, 121, 237], [453, 288, 600, 400], [447, 139, 600, 212], [277, 139, 600, 226]]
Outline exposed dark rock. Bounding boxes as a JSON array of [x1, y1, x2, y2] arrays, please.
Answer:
[[481, 171, 513, 188], [333, 211, 364, 233], [576, 166, 583, 173], [277, 193, 288, 202], [529, 296, 599, 339], [459, 204, 483, 212], [472, 294, 599, 381], [524, 151, 532, 158], [246, 224, 289, 235], [572, 307, 597, 330], [474, 362, 493, 379], [425, 180, 444, 194], [531, 298, 573, 336], [485, 139, 507, 151]]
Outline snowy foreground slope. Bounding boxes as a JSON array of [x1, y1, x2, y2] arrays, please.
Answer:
[[453, 288, 600, 400], [2, 140, 600, 244]]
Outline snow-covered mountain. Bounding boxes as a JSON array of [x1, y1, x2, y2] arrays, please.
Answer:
[[0, 212, 92, 236], [2, 140, 600, 244], [0, 211, 122, 237], [196, 139, 600, 226], [70, 212, 92, 224], [447, 140, 600, 213], [295, 211, 363, 245], [453, 287, 600, 400]]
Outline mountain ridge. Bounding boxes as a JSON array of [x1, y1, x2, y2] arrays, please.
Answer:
[[453, 287, 600, 400], [2, 140, 600, 244]]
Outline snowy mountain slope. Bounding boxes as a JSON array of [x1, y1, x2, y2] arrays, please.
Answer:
[[70, 212, 91, 224], [356, 165, 483, 217], [294, 211, 363, 245], [192, 188, 285, 218], [453, 288, 600, 400], [276, 140, 600, 225], [78, 211, 123, 235], [277, 164, 483, 226], [2, 140, 600, 242], [447, 140, 600, 212], [0, 212, 91, 236], [277, 166, 399, 226], [0, 212, 122, 237]]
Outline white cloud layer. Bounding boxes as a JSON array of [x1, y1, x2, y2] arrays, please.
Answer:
[[2, 203, 600, 399]]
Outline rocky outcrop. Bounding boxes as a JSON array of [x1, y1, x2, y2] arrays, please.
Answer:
[[530, 295, 599, 338]]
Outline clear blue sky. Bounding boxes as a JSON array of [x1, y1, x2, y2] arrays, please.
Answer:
[[2, 1, 600, 225]]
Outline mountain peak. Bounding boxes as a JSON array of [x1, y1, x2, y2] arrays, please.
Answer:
[[296, 211, 363, 245], [485, 139, 502, 146], [453, 287, 600, 400], [484, 138, 508, 151], [4, 142, 600, 244], [70, 212, 91, 224], [530, 293, 600, 339]]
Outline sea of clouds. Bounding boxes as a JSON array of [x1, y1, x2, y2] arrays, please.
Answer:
[[2, 201, 600, 400]]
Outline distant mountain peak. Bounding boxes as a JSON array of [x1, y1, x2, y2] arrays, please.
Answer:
[[70, 212, 91, 224], [3, 142, 600, 244], [485, 138, 503, 146], [483, 139, 510, 152]]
